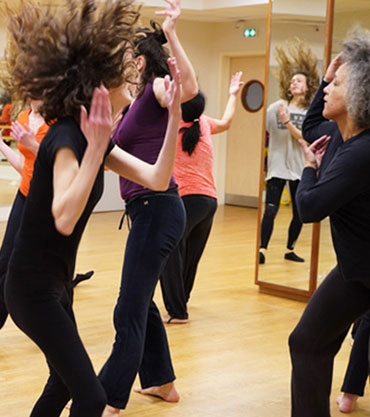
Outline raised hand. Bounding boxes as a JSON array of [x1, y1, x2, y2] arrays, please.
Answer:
[[277, 103, 290, 124], [163, 57, 182, 117], [80, 85, 112, 152], [229, 71, 243, 96], [11, 121, 38, 151], [155, 0, 180, 34], [324, 53, 343, 83]]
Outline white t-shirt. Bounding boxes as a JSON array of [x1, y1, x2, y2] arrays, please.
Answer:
[[266, 99, 306, 181]]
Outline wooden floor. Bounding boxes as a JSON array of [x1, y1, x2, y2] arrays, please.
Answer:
[[0, 205, 369, 416]]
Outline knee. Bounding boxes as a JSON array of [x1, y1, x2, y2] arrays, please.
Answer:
[[288, 326, 312, 357], [264, 202, 279, 219]]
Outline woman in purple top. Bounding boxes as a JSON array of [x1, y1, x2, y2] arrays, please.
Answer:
[[100, 1, 198, 416]]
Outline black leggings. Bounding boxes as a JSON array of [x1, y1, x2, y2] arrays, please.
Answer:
[[289, 266, 370, 417], [5, 272, 106, 417], [260, 177, 302, 250]]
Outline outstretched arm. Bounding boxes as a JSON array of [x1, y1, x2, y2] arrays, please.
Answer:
[[154, 0, 198, 104], [211, 71, 243, 134], [105, 57, 182, 190]]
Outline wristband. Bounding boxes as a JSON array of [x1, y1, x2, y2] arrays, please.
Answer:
[[283, 120, 290, 125]]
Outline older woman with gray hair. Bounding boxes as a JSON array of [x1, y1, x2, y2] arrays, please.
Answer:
[[288, 27, 370, 417]]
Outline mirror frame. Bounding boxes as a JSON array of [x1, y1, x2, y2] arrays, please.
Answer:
[[254, 0, 335, 302]]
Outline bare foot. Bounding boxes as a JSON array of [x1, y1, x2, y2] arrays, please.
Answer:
[[102, 404, 120, 417], [134, 382, 180, 402], [162, 314, 188, 324], [336, 393, 358, 413]]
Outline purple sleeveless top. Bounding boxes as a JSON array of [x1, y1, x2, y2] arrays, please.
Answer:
[[112, 79, 176, 201]]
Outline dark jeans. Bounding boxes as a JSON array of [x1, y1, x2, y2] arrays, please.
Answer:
[[0, 189, 26, 328], [5, 270, 106, 417], [160, 194, 217, 319], [260, 177, 302, 250], [289, 266, 370, 417], [341, 310, 370, 396], [99, 188, 186, 409]]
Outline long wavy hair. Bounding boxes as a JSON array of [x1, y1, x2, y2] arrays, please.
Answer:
[[134, 20, 170, 96], [274, 37, 319, 109], [4, 0, 140, 124], [180, 91, 206, 156], [342, 26, 370, 129]]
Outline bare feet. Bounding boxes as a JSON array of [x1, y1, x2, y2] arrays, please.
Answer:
[[134, 382, 180, 402], [336, 393, 359, 413], [162, 314, 188, 324], [102, 404, 120, 417]]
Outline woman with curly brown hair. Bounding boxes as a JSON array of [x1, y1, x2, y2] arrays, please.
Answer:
[[4, 1, 182, 416], [98, 1, 198, 415], [259, 38, 319, 265]]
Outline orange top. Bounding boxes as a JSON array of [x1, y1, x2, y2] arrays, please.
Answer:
[[174, 115, 217, 199], [17, 109, 49, 196], [0, 103, 12, 136]]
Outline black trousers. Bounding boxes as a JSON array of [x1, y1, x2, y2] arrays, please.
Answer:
[[260, 177, 302, 250], [5, 271, 106, 417], [160, 194, 217, 319], [289, 266, 370, 417], [0, 189, 26, 328], [341, 310, 370, 396], [99, 188, 186, 409]]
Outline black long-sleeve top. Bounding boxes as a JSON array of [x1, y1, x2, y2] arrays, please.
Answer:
[[298, 80, 370, 282]]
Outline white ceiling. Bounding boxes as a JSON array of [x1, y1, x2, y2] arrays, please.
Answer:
[[3, 0, 369, 24]]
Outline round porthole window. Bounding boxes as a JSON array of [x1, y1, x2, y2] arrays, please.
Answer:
[[241, 80, 264, 112]]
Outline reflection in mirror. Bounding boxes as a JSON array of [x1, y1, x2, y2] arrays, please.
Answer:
[[255, 0, 328, 298]]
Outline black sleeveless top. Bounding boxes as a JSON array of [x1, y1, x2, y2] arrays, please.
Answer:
[[8, 117, 114, 282]]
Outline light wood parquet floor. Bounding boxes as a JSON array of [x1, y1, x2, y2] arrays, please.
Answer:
[[0, 205, 369, 416]]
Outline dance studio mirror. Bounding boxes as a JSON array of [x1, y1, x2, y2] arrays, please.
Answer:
[[254, 0, 334, 301]]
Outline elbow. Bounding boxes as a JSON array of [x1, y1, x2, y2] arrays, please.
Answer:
[[54, 218, 74, 236], [52, 206, 74, 236], [182, 85, 199, 103]]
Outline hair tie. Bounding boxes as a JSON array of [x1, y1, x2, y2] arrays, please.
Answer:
[[193, 118, 199, 122]]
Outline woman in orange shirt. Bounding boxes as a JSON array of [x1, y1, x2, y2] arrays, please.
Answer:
[[160, 72, 243, 323], [0, 101, 48, 328]]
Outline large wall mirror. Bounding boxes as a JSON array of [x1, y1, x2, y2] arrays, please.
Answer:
[[254, 0, 335, 302]]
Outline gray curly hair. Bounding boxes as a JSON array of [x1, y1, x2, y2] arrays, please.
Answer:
[[342, 26, 370, 129]]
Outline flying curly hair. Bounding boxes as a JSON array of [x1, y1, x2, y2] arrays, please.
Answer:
[[4, 0, 140, 124], [274, 37, 319, 109]]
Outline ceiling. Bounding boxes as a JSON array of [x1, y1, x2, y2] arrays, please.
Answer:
[[2, 0, 369, 24]]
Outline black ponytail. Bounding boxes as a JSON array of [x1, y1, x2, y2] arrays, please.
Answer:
[[180, 91, 206, 156]]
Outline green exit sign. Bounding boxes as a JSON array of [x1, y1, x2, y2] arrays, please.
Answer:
[[244, 28, 257, 38]]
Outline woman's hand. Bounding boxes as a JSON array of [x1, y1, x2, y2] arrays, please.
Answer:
[[156, 0, 180, 35], [324, 54, 343, 83], [11, 121, 39, 153], [163, 57, 182, 117], [299, 135, 331, 169], [277, 103, 290, 124], [229, 71, 243, 96], [80, 85, 112, 154]]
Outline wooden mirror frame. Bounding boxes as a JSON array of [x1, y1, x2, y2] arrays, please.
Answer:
[[254, 0, 335, 302]]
